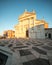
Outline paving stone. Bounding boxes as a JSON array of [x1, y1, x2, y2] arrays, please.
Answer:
[[42, 46, 52, 50], [13, 46, 28, 49], [8, 44, 13, 47], [26, 43, 31, 45], [32, 47, 47, 55], [26, 55, 36, 61], [23, 58, 50, 65], [20, 56, 28, 62], [19, 49, 32, 56], [0, 38, 52, 65]]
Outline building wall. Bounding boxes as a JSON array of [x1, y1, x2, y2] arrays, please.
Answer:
[[14, 10, 48, 38], [3, 31, 8, 38], [45, 28, 52, 39], [29, 24, 45, 39], [7, 30, 15, 38], [3, 30, 15, 38]]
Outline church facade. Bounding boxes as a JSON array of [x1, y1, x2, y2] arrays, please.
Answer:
[[14, 10, 48, 38]]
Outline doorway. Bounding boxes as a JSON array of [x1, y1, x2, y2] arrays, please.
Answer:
[[48, 33, 51, 39], [26, 30, 29, 37]]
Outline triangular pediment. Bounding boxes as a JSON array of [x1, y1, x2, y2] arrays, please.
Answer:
[[19, 11, 36, 19]]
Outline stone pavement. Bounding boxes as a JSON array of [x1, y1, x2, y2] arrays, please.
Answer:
[[0, 38, 52, 65]]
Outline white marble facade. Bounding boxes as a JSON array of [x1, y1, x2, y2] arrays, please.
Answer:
[[29, 24, 45, 39]]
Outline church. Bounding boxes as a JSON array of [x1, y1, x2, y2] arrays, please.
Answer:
[[14, 10, 48, 39]]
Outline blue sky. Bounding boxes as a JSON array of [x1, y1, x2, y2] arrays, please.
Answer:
[[0, 0, 52, 35]]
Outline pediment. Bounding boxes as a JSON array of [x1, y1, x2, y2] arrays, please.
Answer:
[[19, 12, 35, 19]]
